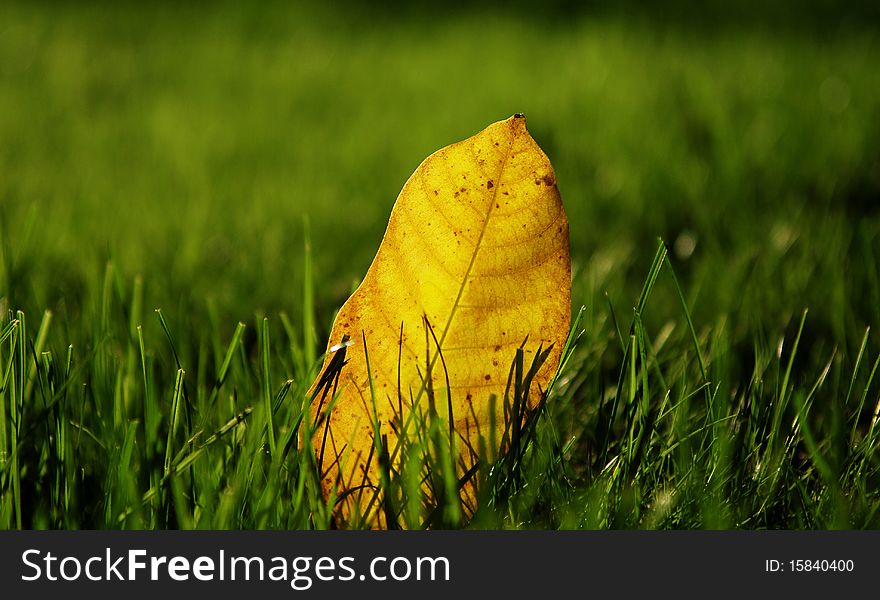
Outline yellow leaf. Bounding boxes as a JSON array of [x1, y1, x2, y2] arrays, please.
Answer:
[[308, 115, 570, 527]]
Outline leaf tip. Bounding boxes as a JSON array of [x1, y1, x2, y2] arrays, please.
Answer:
[[506, 113, 530, 137]]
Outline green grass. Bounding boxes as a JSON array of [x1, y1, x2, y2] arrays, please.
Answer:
[[1, 1, 880, 529]]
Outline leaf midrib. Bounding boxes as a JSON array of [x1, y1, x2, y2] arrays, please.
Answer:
[[436, 135, 516, 350]]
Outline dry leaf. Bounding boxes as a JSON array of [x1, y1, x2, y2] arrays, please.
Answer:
[[308, 114, 570, 526]]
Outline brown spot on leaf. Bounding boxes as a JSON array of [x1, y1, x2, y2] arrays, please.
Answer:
[[484, 374, 491, 381], [487, 180, 494, 189]]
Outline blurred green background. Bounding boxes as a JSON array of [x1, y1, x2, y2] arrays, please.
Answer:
[[2, 0, 880, 377]]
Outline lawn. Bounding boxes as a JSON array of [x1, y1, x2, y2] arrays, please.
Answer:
[[1, 0, 879, 529]]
